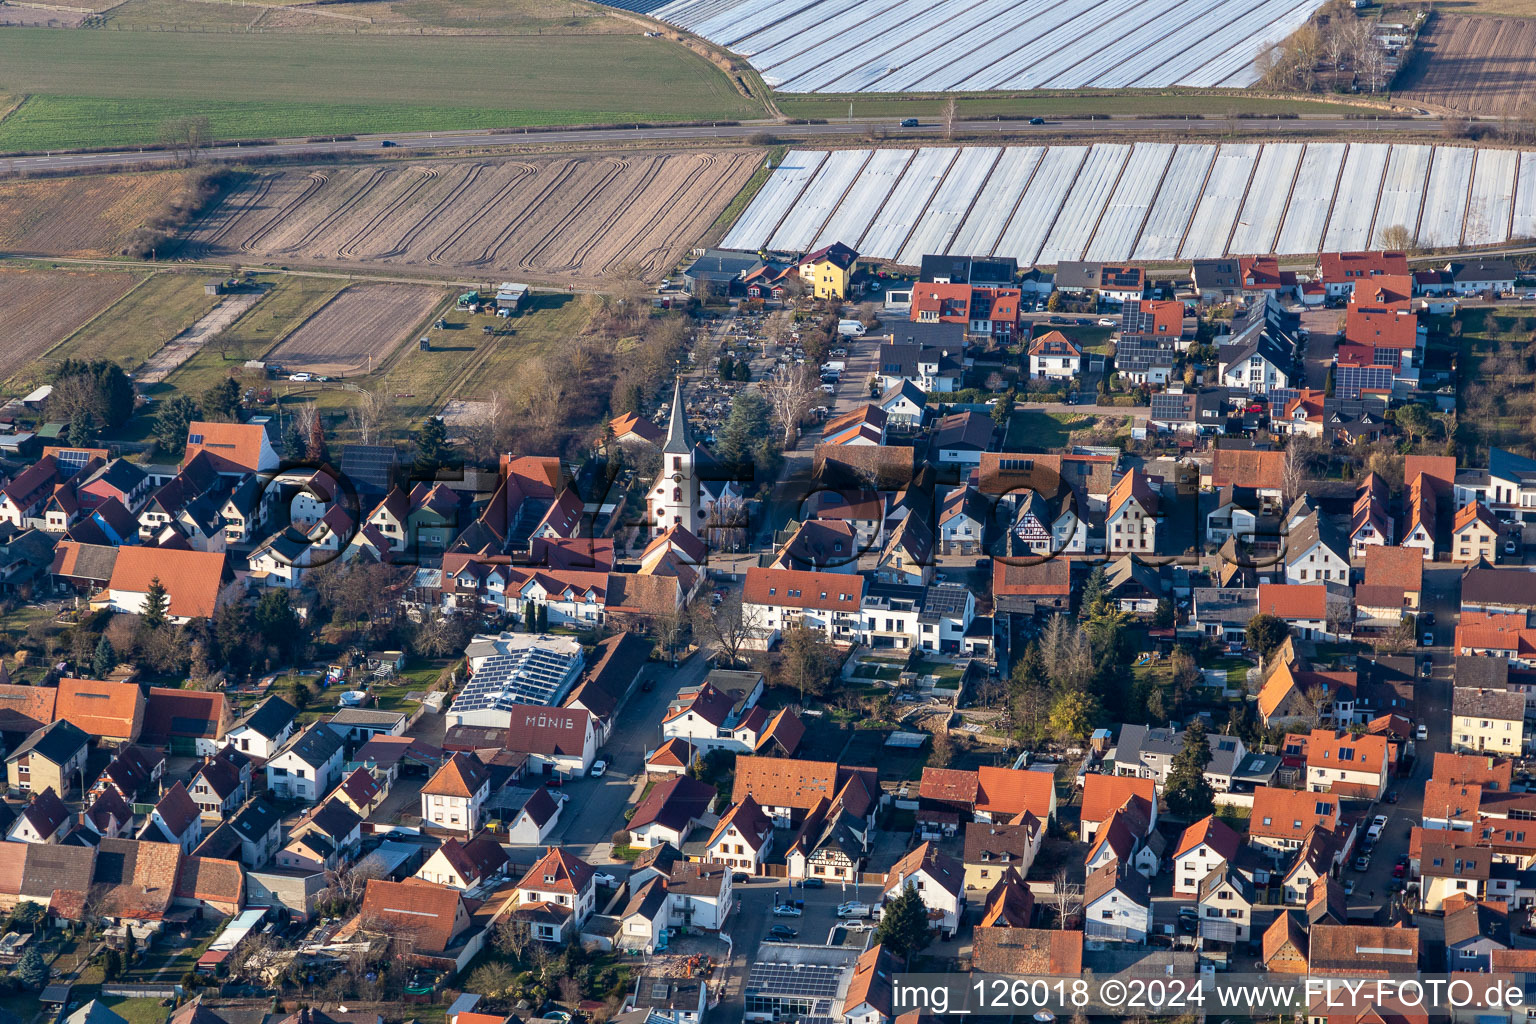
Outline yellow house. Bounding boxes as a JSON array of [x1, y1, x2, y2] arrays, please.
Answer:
[[798, 241, 858, 301], [1452, 686, 1525, 755], [1453, 501, 1500, 564]]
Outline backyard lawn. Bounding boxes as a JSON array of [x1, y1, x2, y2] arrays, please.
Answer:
[[1004, 409, 1091, 451]]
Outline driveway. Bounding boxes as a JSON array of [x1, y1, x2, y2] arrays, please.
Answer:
[[550, 652, 711, 861]]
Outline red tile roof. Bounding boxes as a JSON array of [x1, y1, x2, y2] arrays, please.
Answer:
[[357, 878, 466, 952], [182, 421, 272, 474], [423, 753, 490, 799], [108, 546, 226, 619], [1080, 775, 1155, 826], [1257, 583, 1326, 620], [1211, 448, 1287, 491], [743, 566, 864, 613], [517, 847, 594, 895], [55, 677, 142, 739]]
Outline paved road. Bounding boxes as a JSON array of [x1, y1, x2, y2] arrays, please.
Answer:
[[0, 115, 1448, 175], [551, 651, 710, 862]]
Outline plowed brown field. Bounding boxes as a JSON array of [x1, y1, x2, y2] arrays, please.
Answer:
[[183, 151, 759, 285], [1398, 15, 1536, 118], [0, 268, 141, 383], [265, 282, 446, 376], [0, 169, 189, 257]]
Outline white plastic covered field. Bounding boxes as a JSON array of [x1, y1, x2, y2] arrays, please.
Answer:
[[626, 0, 1333, 92], [723, 142, 1535, 264]]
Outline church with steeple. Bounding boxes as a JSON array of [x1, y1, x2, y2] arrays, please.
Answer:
[[649, 378, 705, 534]]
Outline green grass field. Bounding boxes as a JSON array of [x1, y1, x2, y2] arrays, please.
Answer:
[[0, 29, 757, 151], [1455, 306, 1536, 461], [50, 271, 221, 372], [157, 273, 344, 398], [777, 92, 1385, 121], [1004, 409, 1091, 450]]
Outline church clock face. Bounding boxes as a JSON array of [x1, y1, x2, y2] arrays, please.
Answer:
[[672, 472, 684, 484]]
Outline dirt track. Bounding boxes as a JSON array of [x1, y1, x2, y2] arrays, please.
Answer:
[[265, 282, 445, 376], [1398, 14, 1536, 118], [0, 268, 140, 382], [183, 151, 758, 285]]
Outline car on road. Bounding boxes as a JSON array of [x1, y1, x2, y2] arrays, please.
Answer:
[[770, 925, 798, 938], [1368, 814, 1389, 841], [1048, 316, 1068, 325], [589, 760, 607, 778], [820, 383, 836, 393], [900, 118, 919, 127], [1075, 317, 1092, 325], [288, 372, 312, 382], [773, 904, 802, 917], [380, 140, 397, 147], [1385, 790, 1398, 804], [1416, 724, 1428, 740], [1354, 854, 1371, 871], [798, 878, 825, 889], [641, 678, 655, 692], [1097, 317, 1117, 326], [1422, 631, 1435, 646], [1421, 659, 1433, 678], [1393, 862, 1405, 879], [1028, 117, 1045, 125], [1343, 879, 1356, 896], [760, 935, 787, 943], [593, 872, 617, 887]]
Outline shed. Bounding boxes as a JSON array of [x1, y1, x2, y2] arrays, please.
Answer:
[[495, 282, 528, 312], [205, 280, 225, 296]]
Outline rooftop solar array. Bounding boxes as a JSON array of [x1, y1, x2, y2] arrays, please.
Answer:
[[451, 639, 583, 713], [745, 961, 846, 1000]]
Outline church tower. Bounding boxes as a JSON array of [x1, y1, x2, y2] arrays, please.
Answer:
[[649, 378, 703, 534]]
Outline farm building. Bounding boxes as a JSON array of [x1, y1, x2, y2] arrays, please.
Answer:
[[496, 283, 529, 313]]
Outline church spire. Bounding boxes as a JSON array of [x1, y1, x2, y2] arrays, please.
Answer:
[[662, 376, 693, 455]]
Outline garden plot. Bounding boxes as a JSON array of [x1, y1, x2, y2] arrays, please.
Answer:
[[1180, 144, 1258, 259], [1321, 144, 1390, 252], [994, 146, 1088, 265], [1512, 152, 1536, 242], [1132, 145, 1215, 261], [897, 147, 1001, 267], [812, 149, 913, 251], [1418, 147, 1475, 249], [1085, 143, 1175, 262], [626, 0, 1332, 93], [767, 149, 870, 253], [1037, 144, 1131, 266], [1464, 149, 1518, 247], [1272, 143, 1346, 256], [949, 146, 1042, 257], [1371, 144, 1432, 248], [859, 147, 957, 259], [720, 149, 825, 250], [1227, 143, 1303, 255], [266, 283, 444, 377]]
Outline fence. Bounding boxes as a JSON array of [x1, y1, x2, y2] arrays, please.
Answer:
[[102, 984, 183, 999]]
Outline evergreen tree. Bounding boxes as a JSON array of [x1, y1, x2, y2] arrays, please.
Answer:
[[415, 415, 448, 474], [103, 947, 123, 982], [306, 411, 328, 464], [536, 604, 549, 632], [991, 389, 1015, 427], [523, 599, 537, 631], [16, 946, 48, 989], [734, 359, 752, 382], [153, 394, 201, 458], [92, 635, 115, 678], [200, 378, 242, 422], [1165, 719, 1216, 821], [717, 355, 735, 378], [281, 422, 306, 462], [124, 926, 137, 962], [68, 409, 94, 447], [142, 577, 170, 630], [1245, 614, 1289, 658], [1080, 565, 1110, 612], [872, 882, 934, 962]]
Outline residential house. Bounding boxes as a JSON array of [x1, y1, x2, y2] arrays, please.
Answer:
[[188, 749, 250, 820], [1249, 786, 1342, 854], [421, 753, 492, 835], [1445, 258, 1517, 296], [883, 842, 964, 939], [278, 798, 363, 872], [798, 242, 858, 301], [933, 412, 993, 466], [1307, 922, 1420, 975], [1197, 867, 1254, 943], [1317, 252, 1410, 298], [182, 421, 279, 475], [1083, 863, 1151, 943], [139, 781, 204, 854], [1218, 331, 1292, 393], [6, 719, 89, 795], [265, 723, 346, 803], [704, 796, 773, 875], [225, 696, 299, 760], [1452, 687, 1525, 755], [742, 566, 865, 647], [1444, 898, 1510, 972], [1454, 502, 1502, 564], [1285, 512, 1351, 584], [1257, 583, 1331, 641], [141, 687, 231, 755], [106, 546, 227, 623], [1106, 470, 1158, 555], [352, 878, 476, 970], [666, 859, 731, 931], [8, 787, 72, 843], [1149, 387, 1228, 435], [1027, 331, 1081, 380], [1173, 817, 1244, 898], [1419, 842, 1490, 911], [628, 775, 716, 850], [963, 819, 1042, 892], [510, 848, 597, 942]]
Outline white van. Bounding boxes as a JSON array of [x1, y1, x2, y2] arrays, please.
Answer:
[[837, 319, 865, 337]]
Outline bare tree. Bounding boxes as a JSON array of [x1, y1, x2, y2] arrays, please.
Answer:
[[347, 388, 393, 446], [1379, 223, 1416, 252], [761, 362, 818, 447], [159, 114, 212, 166], [653, 609, 686, 666], [691, 592, 761, 667], [1049, 868, 1083, 928], [492, 916, 531, 961], [942, 97, 959, 140], [1281, 442, 1307, 509]]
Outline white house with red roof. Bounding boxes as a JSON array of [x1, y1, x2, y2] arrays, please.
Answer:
[[741, 566, 866, 648], [421, 753, 491, 835], [884, 842, 965, 938], [1172, 816, 1243, 898], [704, 795, 773, 875], [511, 848, 598, 942], [505, 786, 563, 845], [183, 421, 279, 476], [1106, 470, 1158, 555]]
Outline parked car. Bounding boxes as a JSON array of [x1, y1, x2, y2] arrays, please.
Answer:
[[1392, 863, 1405, 879], [589, 760, 607, 778], [641, 678, 655, 692], [773, 904, 802, 917], [1097, 317, 1116, 326], [379, 140, 397, 147], [798, 878, 825, 890], [837, 902, 870, 919], [288, 372, 312, 382], [770, 925, 798, 938], [1367, 814, 1389, 841], [1385, 789, 1398, 804], [732, 872, 749, 883], [593, 872, 617, 887], [1353, 854, 1371, 871], [1343, 879, 1356, 896], [1415, 724, 1428, 740], [1422, 631, 1435, 646]]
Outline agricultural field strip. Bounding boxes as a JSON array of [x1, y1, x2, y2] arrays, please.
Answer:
[[946, 146, 1043, 259], [897, 146, 1002, 268], [1228, 142, 1305, 257], [993, 146, 1088, 266], [1084, 143, 1175, 263], [720, 149, 825, 251], [626, 0, 1330, 92], [1179, 143, 1258, 260], [1418, 147, 1475, 250], [859, 147, 959, 260], [1272, 142, 1346, 257], [1464, 148, 1519, 248], [1036, 143, 1132, 266], [727, 141, 1536, 263], [1512, 152, 1536, 242], [811, 149, 915, 253], [267, 283, 444, 375], [768, 149, 870, 253], [1370, 144, 1433, 249], [1320, 143, 1390, 253], [1131, 144, 1216, 262]]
